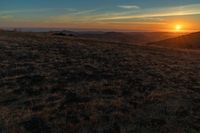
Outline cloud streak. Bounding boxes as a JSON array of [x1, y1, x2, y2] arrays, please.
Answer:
[[97, 4, 200, 20], [118, 5, 140, 9], [37, 3, 198, 24], [97, 11, 200, 21]]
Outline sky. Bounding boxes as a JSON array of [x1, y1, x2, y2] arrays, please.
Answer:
[[0, 0, 200, 31]]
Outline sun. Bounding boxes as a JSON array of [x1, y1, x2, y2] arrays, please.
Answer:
[[175, 24, 183, 32]]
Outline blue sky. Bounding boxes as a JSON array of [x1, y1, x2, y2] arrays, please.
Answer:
[[0, 0, 198, 9], [0, 0, 200, 31]]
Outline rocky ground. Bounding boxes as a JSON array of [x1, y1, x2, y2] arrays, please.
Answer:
[[0, 31, 199, 133]]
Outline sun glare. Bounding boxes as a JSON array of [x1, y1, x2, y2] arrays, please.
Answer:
[[175, 24, 183, 32]]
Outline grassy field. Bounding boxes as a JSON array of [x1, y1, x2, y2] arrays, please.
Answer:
[[149, 32, 200, 49], [0, 31, 199, 133]]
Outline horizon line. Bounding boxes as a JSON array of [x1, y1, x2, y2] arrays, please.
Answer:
[[1, 27, 196, 33]]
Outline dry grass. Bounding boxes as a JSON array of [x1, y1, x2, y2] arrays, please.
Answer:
[[0, 31, 199, 133]]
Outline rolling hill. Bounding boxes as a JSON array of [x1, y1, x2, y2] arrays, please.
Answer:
[[52, 31, 184, 44], [0, 31, 199, 133], [148, 32, 200, 49]]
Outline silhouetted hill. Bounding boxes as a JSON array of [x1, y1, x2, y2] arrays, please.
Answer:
[[148, 32, 200, 49], [51, 31, 184, 44], [78, 32, 184, 44]]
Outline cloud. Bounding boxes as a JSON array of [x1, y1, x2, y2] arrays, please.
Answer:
[[70, 9, 99, 15], [104, 21, 166, 25], [0, 15, 13, 19], [0, 8, 78, 15], [98, 4, 200, 20], [46, 8, 101, 24], [97, 11, 200, 20], [0, 15, 13, 20], [118, 5, 140, 9]]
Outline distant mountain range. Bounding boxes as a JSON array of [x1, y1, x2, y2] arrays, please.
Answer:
[[148, 32, 200, 49]]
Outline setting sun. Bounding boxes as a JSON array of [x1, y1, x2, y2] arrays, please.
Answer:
[[175, 24, 183, 32]]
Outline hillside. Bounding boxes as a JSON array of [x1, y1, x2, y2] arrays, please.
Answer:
[[0, 31, 199, 133], [148, 32, 200, 49], [52, 31, 184, 44]]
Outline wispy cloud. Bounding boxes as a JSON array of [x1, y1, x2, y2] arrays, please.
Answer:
[[97, 11, 200, 21], [118, 5, 140, 9], [104, 21, 167, 25], [0, 8, 53, 15], [45, 8, 102, 24], [0, 8, 78, 16], [32, 3, 200, 25], [98, 4, 200, 20], [0, 15, 13, 20], [70, 9, 99, 15]]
